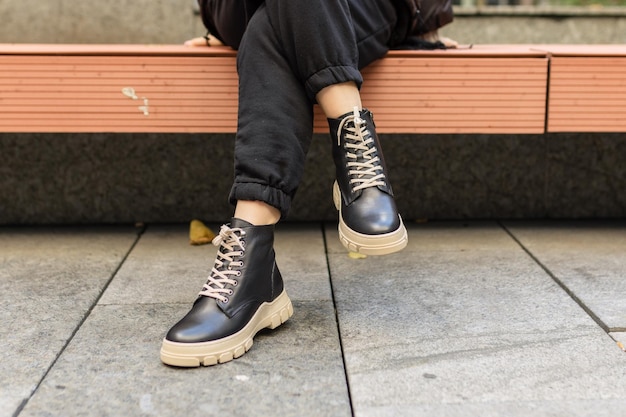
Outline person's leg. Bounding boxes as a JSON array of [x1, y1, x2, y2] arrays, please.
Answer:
[[327, 105, 408, 255], [230, 0, 394, 222], [228, 4, 316, 221], [161, 4, 312, 367], [316, 81, 362, 119], [263, 0, 395, 101], [233, 200, 280, 226], [161, 0, 405, 367], [309, 0, 407, 255], [260, 0, 406, 256]]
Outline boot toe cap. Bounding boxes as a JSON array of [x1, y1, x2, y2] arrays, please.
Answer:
[[165, 297, 247, 344], [342, 189, 401, 235]]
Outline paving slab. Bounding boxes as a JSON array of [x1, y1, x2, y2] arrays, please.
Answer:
[[0, 227, 139, 417], [21, 224, 350, 417], [101, 223, 333, 305], [18, 302, 350, 417], [359, 398, 626, 417], [98, 224, 218, 305], [504, 221, 626, 331], [325, 221, 626, 416]]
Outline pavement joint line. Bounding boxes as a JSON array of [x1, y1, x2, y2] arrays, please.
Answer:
[[11, 224, 147, 417], [498, 221, 611, 334], [321, 222, 356, 417]]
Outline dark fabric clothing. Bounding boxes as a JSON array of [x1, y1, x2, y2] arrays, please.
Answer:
[[205, 0, 397, 217], [198, 0, 453, 218], [198, 0, 262, 49], [199, 0, 454, 49], [414, 0, 454, 35], [390, 0, 419, 45], [390, 0, 454, 40], [393, 0, 454, 50]]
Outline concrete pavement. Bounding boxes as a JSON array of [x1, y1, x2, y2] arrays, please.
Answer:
[[1, 221, 625, 417]]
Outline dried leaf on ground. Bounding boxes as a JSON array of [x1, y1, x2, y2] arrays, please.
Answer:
[[189, 219, 216, 245]]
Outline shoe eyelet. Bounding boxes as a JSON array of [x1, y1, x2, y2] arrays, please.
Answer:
[[232, 280, 239, 287], [228, 289, 234, 295], [236, 271, 242, 277], [222, 297, 229, 304]]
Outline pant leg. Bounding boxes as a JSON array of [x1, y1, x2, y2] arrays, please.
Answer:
[[416, 0, 454, 35], [228, 4, 314, 218], [229, 0, 398, 218], [264, 0, 397, 99], [349, 0, 400, 69]]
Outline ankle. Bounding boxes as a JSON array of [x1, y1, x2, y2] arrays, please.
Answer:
[[234, 200, 280, 226], [316, 82, 362, 119]]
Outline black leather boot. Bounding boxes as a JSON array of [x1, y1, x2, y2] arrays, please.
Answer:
[[160, 218, 293, 367], [329, 108, 408, 255]]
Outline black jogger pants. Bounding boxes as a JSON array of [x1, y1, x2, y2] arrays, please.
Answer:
[[206, 0, 398, 218]]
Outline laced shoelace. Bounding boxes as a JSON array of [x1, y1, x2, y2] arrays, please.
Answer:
[[337, 107, 386, 192], [198, 224, 245, 303]]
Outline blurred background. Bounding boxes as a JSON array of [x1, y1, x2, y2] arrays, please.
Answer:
[[0, 0, 625, 45]]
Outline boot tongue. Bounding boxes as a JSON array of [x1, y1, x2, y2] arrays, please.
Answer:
[[230, 217, 254, 228]]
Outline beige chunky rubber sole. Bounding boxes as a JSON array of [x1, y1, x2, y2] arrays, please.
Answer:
[[333, 182, 408, 256], [160, 290, 293, 367]]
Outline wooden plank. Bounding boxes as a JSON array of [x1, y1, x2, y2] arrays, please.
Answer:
[[547, 54, 626, 133], [0, 98, 544, 109], [0, 44, 550, 134], [354, 55, 548, 134], [0, 43, 547, 57], [546, 101, 626, 109], [0, 91, 546, 102], [533, 44, 626, 57], [0, 44, 239, 57]]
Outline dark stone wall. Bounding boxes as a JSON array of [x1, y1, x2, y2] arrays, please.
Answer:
[[1, 133, 624, 225]]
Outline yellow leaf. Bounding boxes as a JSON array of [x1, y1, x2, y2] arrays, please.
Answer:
[[189, 219, 216, 245], [348, 251, 367, 259]]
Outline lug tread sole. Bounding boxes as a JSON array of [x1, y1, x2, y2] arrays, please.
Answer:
[[160, 290, 293, 367]]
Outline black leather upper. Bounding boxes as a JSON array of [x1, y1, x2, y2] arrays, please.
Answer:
[[329, 109, 401, 235], [165, 218, 283, 344]]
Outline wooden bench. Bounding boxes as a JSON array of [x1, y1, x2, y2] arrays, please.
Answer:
[[0, 44, 550, 134], [2, 43, 625, 225], [2, 43, 625, 134]]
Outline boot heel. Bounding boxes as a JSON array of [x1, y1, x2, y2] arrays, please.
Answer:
[[333, 181, 341, 210]]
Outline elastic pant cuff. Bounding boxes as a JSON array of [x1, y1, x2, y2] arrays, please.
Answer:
[[305, 65, 363, 101]]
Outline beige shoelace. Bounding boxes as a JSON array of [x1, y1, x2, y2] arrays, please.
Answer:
[[198, 224, 245, 303], [336, 107, 386, 192]]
